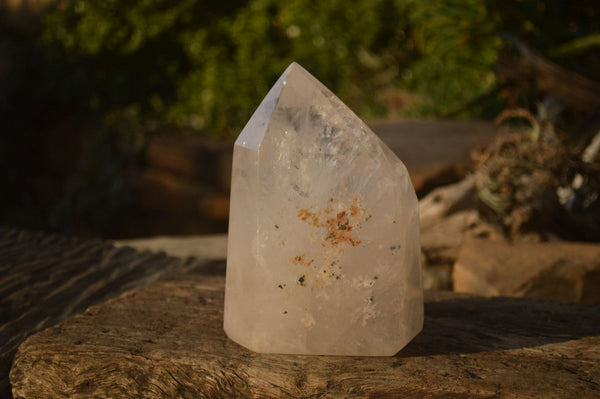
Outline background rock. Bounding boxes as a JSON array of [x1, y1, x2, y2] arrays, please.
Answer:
[[453, 240, 600, 303]]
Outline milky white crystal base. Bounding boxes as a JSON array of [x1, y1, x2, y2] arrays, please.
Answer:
[[224, 63, 423, 356]]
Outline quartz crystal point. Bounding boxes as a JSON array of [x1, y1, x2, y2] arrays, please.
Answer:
[[224, 62, 423, 356]]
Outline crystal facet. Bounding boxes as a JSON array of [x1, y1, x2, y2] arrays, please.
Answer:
[[224, 63, 423, 356]]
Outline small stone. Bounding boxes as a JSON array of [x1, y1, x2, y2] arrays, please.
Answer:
[[224, 62, 423, 356], [453, 240, 600, 304]]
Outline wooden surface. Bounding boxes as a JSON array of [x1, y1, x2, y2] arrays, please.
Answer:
[[11, 273, 600, 398], [0, 227, 210, 398]]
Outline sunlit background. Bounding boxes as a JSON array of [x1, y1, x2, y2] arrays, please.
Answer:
[[1, 0, 598, 238]]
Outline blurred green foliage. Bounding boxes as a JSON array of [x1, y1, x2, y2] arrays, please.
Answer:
[[0, 0, 598, 236], [41, 0, 415, 134], [38, 0, 599, 134], [404, 0, 501, 116]]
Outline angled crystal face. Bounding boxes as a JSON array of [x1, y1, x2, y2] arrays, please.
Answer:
[[224, 62, 423, 356]]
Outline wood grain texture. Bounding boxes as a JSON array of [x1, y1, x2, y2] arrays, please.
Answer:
[[11, 273, 600, 398], [0, 227, 210, 398]]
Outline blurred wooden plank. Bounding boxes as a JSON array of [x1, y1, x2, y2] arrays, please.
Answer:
[[498, 34, 600, 111], [0, 227, 210, 398], [369, 119, 495, 193], [143, 120, 495, 198], [145, 134, 232, 192], [11, 274, 600, 398], [114, 234, 228, 261]]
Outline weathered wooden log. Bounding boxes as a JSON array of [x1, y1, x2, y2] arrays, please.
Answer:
[[11, 273, 600, 398], [0, 227, 210, 398], [418, 173, 479, 230], [498, 34, 600, 111]]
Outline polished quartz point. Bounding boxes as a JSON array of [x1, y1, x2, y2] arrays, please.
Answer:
[[224, 62, 423, 356]]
